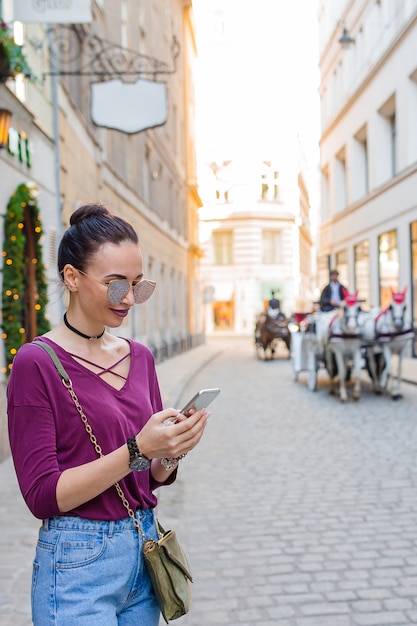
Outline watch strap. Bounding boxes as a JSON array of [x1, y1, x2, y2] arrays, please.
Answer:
[[127, 436, 149, 462]]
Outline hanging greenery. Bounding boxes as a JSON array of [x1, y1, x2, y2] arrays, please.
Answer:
[[0, 19, 33, 81], [1, 182, 50, 375]]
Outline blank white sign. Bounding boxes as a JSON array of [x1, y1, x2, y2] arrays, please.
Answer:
[[13, 0, 92, 23], [91, 79, 168, 133]]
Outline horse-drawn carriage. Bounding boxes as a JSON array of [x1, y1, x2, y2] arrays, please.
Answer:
[[254, 308, 291, 360], [291, 311, 324, 391], [291, 290, 415, 402]]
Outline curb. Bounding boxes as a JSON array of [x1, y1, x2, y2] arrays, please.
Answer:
[[156, 342, 225, 408]]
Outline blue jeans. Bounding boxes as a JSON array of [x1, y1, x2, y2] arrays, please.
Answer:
[[32, 509, 160, 626]]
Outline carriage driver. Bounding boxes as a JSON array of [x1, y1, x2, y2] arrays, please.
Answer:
[[267, 290, 281, 319], [319, 270, 348, 312]]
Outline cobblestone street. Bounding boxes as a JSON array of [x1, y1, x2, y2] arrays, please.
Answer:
[[161, 336, 417, 626], [2, 335, 417, 625]]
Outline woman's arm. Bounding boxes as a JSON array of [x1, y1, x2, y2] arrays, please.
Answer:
[[56, 407, 208, 512]]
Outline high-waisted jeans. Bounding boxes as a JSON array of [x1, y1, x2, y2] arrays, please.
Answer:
[[32, 509, 160, 626]]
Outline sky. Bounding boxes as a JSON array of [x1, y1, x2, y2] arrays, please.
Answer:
[[192, 0, 321, 201]]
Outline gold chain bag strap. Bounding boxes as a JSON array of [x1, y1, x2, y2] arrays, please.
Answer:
[[34, 340, 193, 623]]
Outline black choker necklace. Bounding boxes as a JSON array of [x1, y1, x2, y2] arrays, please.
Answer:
[[63, 313, 105, 341]]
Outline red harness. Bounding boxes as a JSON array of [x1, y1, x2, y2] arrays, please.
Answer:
[[374, 307, 413, 340], [328, 312, 361, 339]]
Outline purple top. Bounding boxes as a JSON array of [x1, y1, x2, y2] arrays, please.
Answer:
[[7, 337, 176, 520]]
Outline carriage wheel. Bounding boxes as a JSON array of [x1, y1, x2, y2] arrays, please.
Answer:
[[308, 367, 317, 391], [307, 351, 317, 391], [292, 362, 299, 382], [282, 333, 291, 358]]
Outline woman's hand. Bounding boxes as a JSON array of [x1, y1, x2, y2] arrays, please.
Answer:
[[56, 407, 208, 512], [136, 406, 209, 462]]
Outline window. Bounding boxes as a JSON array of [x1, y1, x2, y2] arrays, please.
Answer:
[[261, 175, 268, 198], [318, 254, 331, 298], [215, 189, 228, 201], [262, 230, 282, 264], [121, 1, 128, 48], [408, 69, 417, 165], [389, 113, 397, 175], [212, 10, 225, 41], [410, 221, 417, 357], [213, 231, 233, 264], [354, 240, 370, 309], [335, 147, 347, 212], [335, 249, 348, 288], [321, 164, 330, 221], [378, 229, 399, 307], [353, 125, 369, 200], [260, 164, 279, 201], [273, 171, 279, 199], [377, 94, 396, 184]]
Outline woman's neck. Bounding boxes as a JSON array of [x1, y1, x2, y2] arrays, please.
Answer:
[[63, 312, 105, 341]]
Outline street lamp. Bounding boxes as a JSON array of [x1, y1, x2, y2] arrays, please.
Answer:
[[339, 27, 355, 48], [0, 107, 12, 148]]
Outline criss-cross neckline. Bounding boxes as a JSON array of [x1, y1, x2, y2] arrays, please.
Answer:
[[69, 351, 130, 381]]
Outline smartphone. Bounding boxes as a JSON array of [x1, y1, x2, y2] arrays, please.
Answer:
[[180, 388, 221, 417], [164, 388, 220, 425]]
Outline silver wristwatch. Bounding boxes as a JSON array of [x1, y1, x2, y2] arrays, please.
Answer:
[[161, 453, 187, 471], [127, 436, 150, 472]]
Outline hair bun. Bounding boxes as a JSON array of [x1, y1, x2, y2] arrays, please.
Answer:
[[70, 204, 111, 226]]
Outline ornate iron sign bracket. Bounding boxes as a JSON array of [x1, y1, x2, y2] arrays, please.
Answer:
[[45, 24, 180, 80]]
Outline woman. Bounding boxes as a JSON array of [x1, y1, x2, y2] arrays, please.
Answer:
[[7, 204, 209, 625]]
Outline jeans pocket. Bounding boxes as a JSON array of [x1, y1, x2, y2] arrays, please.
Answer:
[[57, 530, 106, 569], [31, 561, 39, 618]]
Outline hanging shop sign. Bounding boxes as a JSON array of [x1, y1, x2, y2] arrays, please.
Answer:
[[13, 0, 92, 24], [91, 79, 168, 133]]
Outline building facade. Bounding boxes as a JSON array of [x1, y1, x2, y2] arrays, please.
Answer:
[[199, 155, 314, 335], [193, 0, 318, 337], [0, 0, 202, 459], [318, 0, 417, 356]]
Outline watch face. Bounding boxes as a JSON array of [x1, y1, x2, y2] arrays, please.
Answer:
[[127, 436, 150, 472], [130, 454, 150, 472]]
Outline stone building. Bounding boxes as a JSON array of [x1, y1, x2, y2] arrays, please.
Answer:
[[317, 0, 417, 357], [193, 0, 318, 336], [0, 0, 202, 459], [199, 155, 314, 335]]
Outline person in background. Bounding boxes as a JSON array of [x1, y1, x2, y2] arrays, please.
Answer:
[[319, 269, 348, 311], [7, 204, 209, 626], [267, 290, 281, 318]]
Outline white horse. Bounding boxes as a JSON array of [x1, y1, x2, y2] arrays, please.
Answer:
[[360, 288, 414, 399], [316, 292, 363, 402]]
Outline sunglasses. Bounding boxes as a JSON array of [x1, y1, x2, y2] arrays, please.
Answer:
[[77, 270, 156, 304]]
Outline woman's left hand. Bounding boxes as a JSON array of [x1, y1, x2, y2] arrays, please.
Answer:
[[136, 406, 209, 462]]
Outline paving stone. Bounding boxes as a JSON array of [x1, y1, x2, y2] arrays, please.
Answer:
[[2, 335, 417, 626]]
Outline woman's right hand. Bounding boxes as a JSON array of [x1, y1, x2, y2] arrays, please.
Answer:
[[136, 406, 209, 461]]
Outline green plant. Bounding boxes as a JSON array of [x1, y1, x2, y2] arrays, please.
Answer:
[[0, 18, 32, 80], [2, 182, 50, 375]]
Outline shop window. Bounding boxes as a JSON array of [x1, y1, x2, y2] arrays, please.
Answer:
[[378, 229, 399, 307], [410, 221, 417, 357], [354, 240, 370, 309]]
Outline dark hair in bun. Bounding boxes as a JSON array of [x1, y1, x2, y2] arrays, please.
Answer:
[[58, 204, 139, 275]]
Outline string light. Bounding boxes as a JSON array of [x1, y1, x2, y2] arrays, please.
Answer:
[[1, 183, 50, 374]]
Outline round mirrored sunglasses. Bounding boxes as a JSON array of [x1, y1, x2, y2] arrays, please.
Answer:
[[107, 278, 156, 305], [76, 270, 156, 304]]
